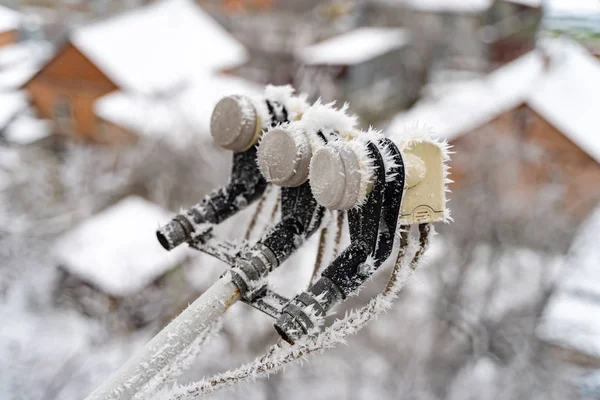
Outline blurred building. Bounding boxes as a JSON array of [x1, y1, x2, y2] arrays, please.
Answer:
[[53, 196, 197, 330], [23, 0, 247, 144], [537, 204, 600, 367], [0, 4, 21, 46], [295, 27, 423, 124], [367, 0, 542, 74], [0, 40, 52, 90], [485, 0, 543, 68], [390, 38, 600, 224], [198, 0, 363, 85]]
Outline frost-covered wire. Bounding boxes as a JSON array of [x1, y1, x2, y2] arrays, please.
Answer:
[[308, 210, 345, 288], [153, 224, 433, 400], [134, 318, 224, 400], [244, 186, 273, 241]]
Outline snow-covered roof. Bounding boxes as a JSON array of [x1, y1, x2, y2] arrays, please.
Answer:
[[0, 41, 50, 90], [537, 205, 600, 359], [389, 38, 600, 163], [0, 41, 51, 68], [4, 112, 51, 145], [296, 27, 410, 66], [546, 0, 600, 16], [389, 49, 543, 141], [0, 5, 21, 34], [402, 0, 492, 13], [94, 74, 260, 146], [53, 196, 193, 297], [527, 39, 600, 163], [0, 91, 28, 130], [505, 0, 542, 7], [0, 62, 39, 90], [70, 0, 248, 94]]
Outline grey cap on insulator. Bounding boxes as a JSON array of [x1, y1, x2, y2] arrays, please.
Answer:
[[257, 127, 312, 187], [210, 95, 259, 152], [309, 143, 361, 210]]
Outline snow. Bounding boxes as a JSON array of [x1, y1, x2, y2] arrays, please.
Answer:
[[296, 27, 410, 66], [0, 5, 21, 34], [94, 74, 260, 143], [505, 0, 542, 7], [546, 0, 600, 16], [70, 0, 248, 94], [527, 38, 600, 164], [0, 41, 51, 90], [538, 293, 600, 359], [560, 206, 600, 297], [0, 41, 51, 68], [0, 91, 28, 130], [389, 49, 542, 141], [4, 112, 51, 145], [402, 0, 492, 13], [53, 196, 194, 297], [0, 61, 39, 89], [537, 206, 600, 359], [389, 38, 600, 163]]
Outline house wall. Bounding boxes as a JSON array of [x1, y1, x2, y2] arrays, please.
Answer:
[[296, 45, 424, 125], [486, 0, 541, 69], [347, 47, 421, 122], [450, 104, 600, 219], [26, 43, 119, 142], [402, 9, 486, 71], [0, 29, 17, 47]]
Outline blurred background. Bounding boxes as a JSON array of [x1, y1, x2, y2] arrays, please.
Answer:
[[0, 0, 599, 398]]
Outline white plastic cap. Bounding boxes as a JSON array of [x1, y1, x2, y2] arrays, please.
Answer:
[[309, 142, 362, 210], [211, 95, 259, 152], [257, 127, 312, 187]]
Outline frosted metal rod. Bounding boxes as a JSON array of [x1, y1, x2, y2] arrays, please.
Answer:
[[84, 275, 240, 400]]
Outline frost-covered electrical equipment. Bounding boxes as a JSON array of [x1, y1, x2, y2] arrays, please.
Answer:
[[156, 85, 308, 252], [85, 88, 452, 400], [275, 127, 451, 343]]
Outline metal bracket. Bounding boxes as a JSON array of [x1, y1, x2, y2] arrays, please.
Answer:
[[273, 138, 406, 343]]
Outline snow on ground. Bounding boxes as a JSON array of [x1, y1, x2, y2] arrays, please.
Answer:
[[297, 27, 410, 66], [71, 0, 247, 94], [53, 196, 195, 297], [537, 205, 600, 359], [3, 112, 51, 145], [0, 91, 28, 130]]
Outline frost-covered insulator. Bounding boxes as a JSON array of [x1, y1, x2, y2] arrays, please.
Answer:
[[310, 127, 452, 222], [309, 133, 378, 210], [257, 126, 313, 187], [211, 85, 309, 152], [211, 95, 261, 152], [156, 86, 310, 251], [257, 101, 359, 187]]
